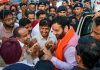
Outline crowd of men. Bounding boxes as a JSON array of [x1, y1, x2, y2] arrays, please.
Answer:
[[0, 0, 100, 70]]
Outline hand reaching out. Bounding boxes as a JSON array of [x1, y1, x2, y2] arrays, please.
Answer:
[[27, 43, 40, 59], [43, 47, 52, 60], [45, 40, 56, 53], [30, 38, 37, 47]]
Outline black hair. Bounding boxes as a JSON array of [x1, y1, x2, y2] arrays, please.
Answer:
[[38, 2, 46, 6], [39, 18, 51, 28], [9, 4, 18, 12], [63, 0, 69, 4], [84, 0, 90, 3], [57, 6, 67, 12], [36, 10, 46, 19], [49, 6, 57, 12], [0, 10, 12, 20], [19, 18, 31, 26], [13, 27, 23, 38], [52, 16, 70, 29], [94, 16, 100, 26], [25, 11, 35, 18], [19, 3, 27, 7], [29, 3, 36, 6], [76, 36, 100, 69]]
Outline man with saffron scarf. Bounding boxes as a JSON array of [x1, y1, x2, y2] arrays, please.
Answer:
[[43, 16, 79, 70]]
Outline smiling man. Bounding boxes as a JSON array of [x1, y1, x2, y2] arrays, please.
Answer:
[[32, 18, 57, 49], [43, 16, 79, 70]]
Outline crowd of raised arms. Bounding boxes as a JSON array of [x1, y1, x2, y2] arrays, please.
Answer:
[[0, 0, 100, 70]]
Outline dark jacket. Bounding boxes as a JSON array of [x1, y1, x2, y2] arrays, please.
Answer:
[[71, 66, 89, 70]]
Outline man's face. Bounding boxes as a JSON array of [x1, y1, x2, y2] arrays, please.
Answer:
[[40, 26, 50, 38], [52, 0, 57, 6], [18, 28, 31, 45], [38, 14, 46, 21], [91, 24, 100, 41], [74, 7, 83, 16], [52, 23, 65, 39], [38, 5, 46, 11], [50, 8, 56, 16], [21, 4, 27, 11], [70, 1, 75, 7], [12, 12, 17, 22], [62, 1, 68, 6], [25, 24, 32, 34], [58, 11, 66, 16], [84, 2, 90, 8], [29, 4, 36, 11], [28, 14, 35, 22], [66, 9, 72, 16], [3, 15, 15, 28], [10, 6, 17, 11], [0, 3, 5, 11]]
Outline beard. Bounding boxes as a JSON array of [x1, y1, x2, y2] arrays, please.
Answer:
[[24, 39, 30, 45], [56, 31, 65, 40], [29, 30, 32, 34], [4, 23, 14, 28]]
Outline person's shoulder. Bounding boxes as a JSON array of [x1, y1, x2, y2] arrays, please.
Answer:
[[32, 35, 38, 39], [70, 14, 76, 18], [0, 56, 6, 67], [70, 33, 79, 43], [92, 67, 100, 70], [3, 63, 34, 70], [0, 23, 4, 30], [32, 33, 42, 41], [71, 66, 89, 70]]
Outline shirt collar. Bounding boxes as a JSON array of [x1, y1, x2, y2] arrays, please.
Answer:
[[39, 33, 51, 41], [18, 40, 24, 48]]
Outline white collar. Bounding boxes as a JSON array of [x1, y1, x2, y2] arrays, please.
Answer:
[[18, 40, 24, 48]]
